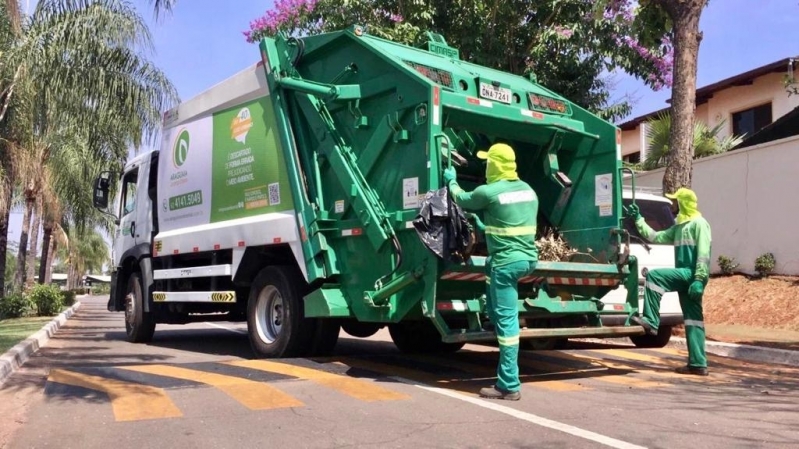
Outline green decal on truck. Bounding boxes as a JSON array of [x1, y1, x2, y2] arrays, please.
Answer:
[[210, 96, 293, 222], [169, 190, 203, 211]]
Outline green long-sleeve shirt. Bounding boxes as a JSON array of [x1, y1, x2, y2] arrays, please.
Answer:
[[449, 179, 539, 267], [636, 216, 713, 282]]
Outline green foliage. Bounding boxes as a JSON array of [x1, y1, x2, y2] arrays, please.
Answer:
[[642, 112, 745, 170], [717, 255, 739, 276], [245, 0, 673, 123], [0, 292, 33, 319], [754, 253, 776, 278], [28, 283, 63, 316], [61, 289, 76, 307]]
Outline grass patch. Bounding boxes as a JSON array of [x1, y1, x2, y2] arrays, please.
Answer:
[[0, 316, 54, 354]]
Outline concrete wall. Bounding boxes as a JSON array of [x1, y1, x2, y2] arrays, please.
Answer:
[[624, 135, 799, 275]]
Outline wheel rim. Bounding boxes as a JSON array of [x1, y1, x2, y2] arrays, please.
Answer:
[[124, 292, 135, 329], [255, 286, 284, 344]]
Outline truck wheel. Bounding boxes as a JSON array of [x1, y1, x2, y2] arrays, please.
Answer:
[[247, 266, 314, 358], [124, 272, 156, 343], [307, 319, 341, 356], [341, 321, 383, 338], [630, 325, 672, 348], [388, 321, 465, 354], [521, 338, 568, 351]]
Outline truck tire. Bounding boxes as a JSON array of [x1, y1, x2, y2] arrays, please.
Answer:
[[388, 321, 465, 354], [341, 321, 383, 338], [307, 319, 341, 356], [124, 272, 156, 343], [247, 266, 314, 358], [630, 325, 672, 348]]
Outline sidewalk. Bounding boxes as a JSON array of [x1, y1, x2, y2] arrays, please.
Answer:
[[674, 324, 799, 351]]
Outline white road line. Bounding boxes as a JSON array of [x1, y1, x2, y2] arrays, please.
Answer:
[[204, 322, 247, 334], [390, 376, 647, 449]]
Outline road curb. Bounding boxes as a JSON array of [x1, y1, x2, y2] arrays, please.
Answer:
[[670, 336, 799, 367], [0, 301, 82, 386]]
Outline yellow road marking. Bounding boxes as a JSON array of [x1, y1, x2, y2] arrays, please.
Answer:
[[119, 365, 303, 410], [413, 354, 593, 392], [226, 360, 409, 402], [570, 350, 730, 385], [48, 369, 182, 422], [532, 351, 675, 388]]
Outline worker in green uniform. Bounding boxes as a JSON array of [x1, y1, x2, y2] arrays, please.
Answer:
[[443, 143, 539, 400], [626, 187, 712, 376]]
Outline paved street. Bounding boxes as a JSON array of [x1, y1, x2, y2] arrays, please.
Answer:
[[2, 296, 798, 449]]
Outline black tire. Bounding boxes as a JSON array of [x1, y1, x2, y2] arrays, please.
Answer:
[[341, 321, 383, 338], [124, 272, 156, 343], [630, 325, 673, 348], [307, 319, 341, 357], [388, 321, 465, 354], [247, 266, 314, 358], [521, 338, 568, 351]]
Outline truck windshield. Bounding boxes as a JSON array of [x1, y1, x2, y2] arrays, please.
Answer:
[[622, 198, 675, 245]]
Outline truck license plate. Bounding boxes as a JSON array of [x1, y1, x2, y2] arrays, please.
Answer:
[[479, 83, 511, 104]]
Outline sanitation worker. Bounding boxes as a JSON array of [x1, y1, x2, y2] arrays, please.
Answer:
[[626, 187, 712, 376], [443, 143, 539, 400]]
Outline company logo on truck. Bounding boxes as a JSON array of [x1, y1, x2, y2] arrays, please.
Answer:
[[173, 129, 190, 168], [230, 108, 253, 144]]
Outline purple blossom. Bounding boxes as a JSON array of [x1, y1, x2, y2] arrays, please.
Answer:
[[244, 0, 319, 43], [554, 26, 573, 39]]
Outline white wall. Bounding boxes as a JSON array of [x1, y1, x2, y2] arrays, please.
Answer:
[[624, 135, 799, 275]]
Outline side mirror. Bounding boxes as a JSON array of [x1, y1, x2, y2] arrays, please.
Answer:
[[93, 174, 110, 210]]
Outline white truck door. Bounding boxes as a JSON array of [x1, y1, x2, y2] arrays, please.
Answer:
[[114, 167, 140, 263], [132, 156, 153, 247]]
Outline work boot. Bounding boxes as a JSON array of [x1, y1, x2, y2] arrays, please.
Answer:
[[479, 385, 520, 401], [630, 315, 658, 336], [675, 365, 708, 376]]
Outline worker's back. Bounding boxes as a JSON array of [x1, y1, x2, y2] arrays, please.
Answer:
[[478, 179, 539, 267]]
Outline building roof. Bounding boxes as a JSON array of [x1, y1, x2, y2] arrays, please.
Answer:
[[733, 104, 799, 150], [618, 57, 798, 131]]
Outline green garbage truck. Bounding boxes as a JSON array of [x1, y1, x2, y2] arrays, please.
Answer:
[[92, 25, 646, 358]]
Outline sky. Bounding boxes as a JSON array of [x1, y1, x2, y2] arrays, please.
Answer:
[[7, 0, 799, 249]]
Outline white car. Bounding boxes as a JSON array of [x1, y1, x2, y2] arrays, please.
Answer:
[[599, 187, 684, 348]]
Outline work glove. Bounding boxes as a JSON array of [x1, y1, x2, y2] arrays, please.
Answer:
[[468, 213, 486, 233], [688, 280, 704, 301], [623, 204, 642, 221], [443, 167, 457, 186]]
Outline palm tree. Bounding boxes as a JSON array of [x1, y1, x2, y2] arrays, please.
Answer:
[[0, 0, 178, 293], [642, 112, 745, 171]]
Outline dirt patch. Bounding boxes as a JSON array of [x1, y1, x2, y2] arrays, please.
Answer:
[[703, 275, 799, 331]]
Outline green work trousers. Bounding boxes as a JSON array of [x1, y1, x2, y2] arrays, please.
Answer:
[[486, 259, 536, 392], [642, 267, 707, 369]]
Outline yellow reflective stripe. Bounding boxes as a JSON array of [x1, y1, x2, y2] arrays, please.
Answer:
[[451, 185, 464, 195], [485, 276, 491, 285], [497, 335, 520, 346], [484, 225, 536, 236]]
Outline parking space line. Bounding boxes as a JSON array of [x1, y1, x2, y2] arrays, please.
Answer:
[[119, 364, 303, 410], [226, 360, 410, 402], [48, 369, 182, 422]]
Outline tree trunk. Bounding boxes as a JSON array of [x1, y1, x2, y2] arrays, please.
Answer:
[[14, 195, 33, 289], [26, 196, 42, 288], [39, 217, 53, 285], [657, 0, 708, 194], [45, 238, 56, 284], [0, 184, 11, 297]]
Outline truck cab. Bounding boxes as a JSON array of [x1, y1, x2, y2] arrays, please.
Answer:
[[599, 187, 683, 347]]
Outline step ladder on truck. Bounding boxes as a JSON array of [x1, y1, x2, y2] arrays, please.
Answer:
[[92, 25, 649, 357]]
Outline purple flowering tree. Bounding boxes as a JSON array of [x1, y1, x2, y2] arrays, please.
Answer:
[[244, 0, 674, 122]]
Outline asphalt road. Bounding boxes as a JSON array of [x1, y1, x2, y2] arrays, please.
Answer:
[[1, 296, 798, 449]]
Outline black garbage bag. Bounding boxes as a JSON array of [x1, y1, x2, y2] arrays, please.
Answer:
[[412, 187, 474, 264]]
